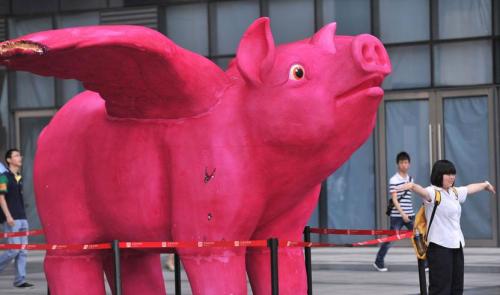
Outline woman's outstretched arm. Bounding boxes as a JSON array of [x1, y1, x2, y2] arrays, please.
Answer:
[[466, 181, 496, 195], [395, 182, 432, 202]]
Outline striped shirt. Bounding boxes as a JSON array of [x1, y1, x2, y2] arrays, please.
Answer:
[[389, 173, 414, 217]]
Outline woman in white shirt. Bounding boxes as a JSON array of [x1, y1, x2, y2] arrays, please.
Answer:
[[398, 160, 495, 295]]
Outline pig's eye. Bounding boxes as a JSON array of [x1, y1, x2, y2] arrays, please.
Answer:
[[289, 64, 305, 81]]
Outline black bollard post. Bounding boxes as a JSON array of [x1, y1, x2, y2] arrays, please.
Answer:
[[112, 240, 122, 295], [303, 226, 312, 295], [47, 285, 50, 295], [268, 238, 279, 295], [417, 258, 427, 295], [174, 251, 182, 295]]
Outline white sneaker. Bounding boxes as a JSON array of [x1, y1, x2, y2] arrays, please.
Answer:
[[373, 263, 388, 272]]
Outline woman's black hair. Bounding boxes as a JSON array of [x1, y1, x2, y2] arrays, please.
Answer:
[[430, 159, 456, 187]]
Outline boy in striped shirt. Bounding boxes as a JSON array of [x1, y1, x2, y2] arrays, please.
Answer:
[[374, 151, 414, 272]]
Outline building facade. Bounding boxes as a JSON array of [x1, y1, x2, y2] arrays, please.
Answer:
[[0, 0, 498, 246]]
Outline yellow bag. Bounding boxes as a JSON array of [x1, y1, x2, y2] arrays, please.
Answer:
[[412, 190, 440, 260], [412, 188, 457, 259]]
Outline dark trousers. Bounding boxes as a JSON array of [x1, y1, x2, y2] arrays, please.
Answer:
[[375, 216, 413, 265], [427, 242, 464, 295]]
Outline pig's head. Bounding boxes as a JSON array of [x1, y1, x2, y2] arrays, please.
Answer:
[[233, 18, 391, 158]]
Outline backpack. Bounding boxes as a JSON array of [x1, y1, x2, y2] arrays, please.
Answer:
[[412, 187, 458, 259], [385, 176, 413, 216]]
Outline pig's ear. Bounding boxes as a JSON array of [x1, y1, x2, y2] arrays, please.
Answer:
[[236, 17, 275, 85], [310, 22, 337, 54]]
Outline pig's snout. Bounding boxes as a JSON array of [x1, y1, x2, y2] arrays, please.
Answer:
[[352, 35, 391, 75]]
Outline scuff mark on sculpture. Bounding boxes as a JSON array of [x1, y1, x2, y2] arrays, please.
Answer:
[[204, 167, 216, 183]]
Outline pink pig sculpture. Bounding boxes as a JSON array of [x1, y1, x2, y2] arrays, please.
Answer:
[[0, 17, 390, 295]]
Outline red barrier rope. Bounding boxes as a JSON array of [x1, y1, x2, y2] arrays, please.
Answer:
[[119, 240, 268, 249], [282, 232, 413, 248], [0, 227, 414, 250], [309, 228, 411, 236], [0, 240, 270, 251], [1, 229, 44, 238], [350, 232, 413, 246], [0, 242, 111, 250], [0, 233, 412, 251]]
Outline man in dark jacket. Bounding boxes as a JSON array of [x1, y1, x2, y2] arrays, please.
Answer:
[[0, 148, 34, 288]]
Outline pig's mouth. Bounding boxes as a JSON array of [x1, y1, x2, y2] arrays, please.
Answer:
[[335, 75, 384, 102]]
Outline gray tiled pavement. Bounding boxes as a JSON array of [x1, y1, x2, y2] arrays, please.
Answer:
[[0, 246, 499, 294]]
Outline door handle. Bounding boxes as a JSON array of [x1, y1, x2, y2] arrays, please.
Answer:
[[428, 124, 433, 168], [437, 123, 442, 159]]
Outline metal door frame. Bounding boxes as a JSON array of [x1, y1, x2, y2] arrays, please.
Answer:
[[435, 88, 497, 247], [377, 90, 435, 229]]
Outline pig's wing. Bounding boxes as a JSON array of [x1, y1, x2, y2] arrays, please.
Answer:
[[0, 25, 228, 119]]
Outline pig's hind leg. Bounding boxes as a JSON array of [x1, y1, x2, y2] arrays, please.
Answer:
[[39, 183, 109, 294], [45, 251, 107, 295]]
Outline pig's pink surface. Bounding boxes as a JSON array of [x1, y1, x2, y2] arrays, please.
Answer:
[[0, 18, 390, 295]]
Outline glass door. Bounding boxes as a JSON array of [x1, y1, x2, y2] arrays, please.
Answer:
[[436, 89, 497, 246], [380, 88, 497, 245], [378, 91, 434, 228]]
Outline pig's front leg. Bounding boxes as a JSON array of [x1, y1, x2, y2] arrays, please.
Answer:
[[246, 246, 306, 295], [246, 186, 320, 295]]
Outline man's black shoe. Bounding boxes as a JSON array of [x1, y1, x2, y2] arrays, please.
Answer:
[[15, 282, 34, 288]]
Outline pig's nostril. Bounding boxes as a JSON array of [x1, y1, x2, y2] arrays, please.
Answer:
[[353, 34, 391, 74], [363, 43, 388, 67], [362, 44, 374, 63]]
